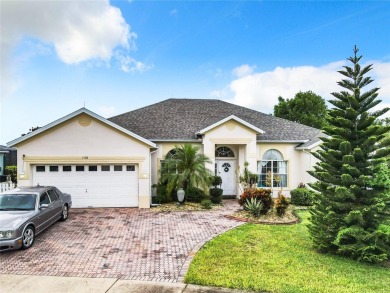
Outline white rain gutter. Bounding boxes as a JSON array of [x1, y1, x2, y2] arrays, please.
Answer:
[[149, 148, 160, 207]]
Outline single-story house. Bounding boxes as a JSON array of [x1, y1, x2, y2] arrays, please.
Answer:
[[7, 99, 322, 208]]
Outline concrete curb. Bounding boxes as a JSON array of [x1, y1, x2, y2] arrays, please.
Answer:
[[0, 274, 251, 293]]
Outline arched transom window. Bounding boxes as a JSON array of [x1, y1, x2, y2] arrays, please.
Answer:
[[215, 146, 234, 158], [257, 149, 287, 188], [161, 149, 179, 176], [165, 149, 178, 160]]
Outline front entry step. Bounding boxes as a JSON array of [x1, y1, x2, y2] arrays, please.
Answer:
[[222, 195, 237, 199]]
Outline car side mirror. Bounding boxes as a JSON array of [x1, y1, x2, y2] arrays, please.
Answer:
[[40, 204, 49, 209]]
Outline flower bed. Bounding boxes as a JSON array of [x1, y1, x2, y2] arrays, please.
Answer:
[[226, 205, 301, 224]]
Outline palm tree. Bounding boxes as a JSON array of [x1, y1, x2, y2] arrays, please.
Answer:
[[161, 144, 213, 195]]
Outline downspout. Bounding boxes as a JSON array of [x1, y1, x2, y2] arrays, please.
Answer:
[[149, 148, 160, 207], [302, 149, 312, 185]]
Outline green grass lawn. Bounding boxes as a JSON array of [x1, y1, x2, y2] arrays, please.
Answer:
[[185, 211, 390, 293]]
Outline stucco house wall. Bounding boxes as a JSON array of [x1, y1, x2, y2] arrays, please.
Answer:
[[7, 99, 322, 208], [150, 121, 317, 198], [13, 113, 153, 208]]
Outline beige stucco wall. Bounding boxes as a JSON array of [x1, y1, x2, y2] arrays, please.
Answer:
[[14, 114, 152, 208], [257, 143, 318, 196], [150, 121, 318, 198], [203, 120, 257, 172]]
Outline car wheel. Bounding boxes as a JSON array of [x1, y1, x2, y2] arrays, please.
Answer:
[[21, 226, 35, 250], [60, 204, 68, 221]]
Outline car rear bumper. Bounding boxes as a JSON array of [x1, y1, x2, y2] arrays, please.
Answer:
[[0, 237, 22, 252]]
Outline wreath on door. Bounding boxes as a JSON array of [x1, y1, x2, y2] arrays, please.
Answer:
[[222, 163, 231, 172]]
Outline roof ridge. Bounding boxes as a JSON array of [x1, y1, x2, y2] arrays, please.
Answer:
[[220, 99, 320, 131]]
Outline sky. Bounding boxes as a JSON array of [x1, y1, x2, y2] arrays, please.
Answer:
[[1, 0, 389, 145]]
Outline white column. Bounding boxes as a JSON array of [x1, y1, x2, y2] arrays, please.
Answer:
[[203, 137, 215, 174]]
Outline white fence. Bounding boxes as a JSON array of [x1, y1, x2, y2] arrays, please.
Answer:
[[0, 181, 16, 193]]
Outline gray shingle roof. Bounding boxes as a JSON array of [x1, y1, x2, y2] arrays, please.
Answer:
[[109, 99, 322, 146], [0, 145, 15, 152]]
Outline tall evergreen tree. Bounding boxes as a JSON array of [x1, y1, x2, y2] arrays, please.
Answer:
[[308, 46, 390, 263]]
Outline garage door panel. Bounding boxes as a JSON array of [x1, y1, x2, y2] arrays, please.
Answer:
[[32, 164, 139, 208]]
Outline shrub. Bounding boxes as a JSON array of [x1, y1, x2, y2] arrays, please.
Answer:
[[200, 199, 212, 209], [151, 183, 172, 204], [244, 197, 263, 217], [4, 165, 17, 184], [239, 188, 273, 215], [275, 194, 289, 217], [209, 187, 223, 204], [290, 188, 315, 206], [211, 176, 222, 187], [186, 187, 206, 203]]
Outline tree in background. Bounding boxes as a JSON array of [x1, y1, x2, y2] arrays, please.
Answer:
[[308, 46, 390, 263], [274, 91, 328, 129]]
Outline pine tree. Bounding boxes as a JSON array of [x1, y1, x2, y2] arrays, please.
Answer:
[[308, 46, 390, 263]]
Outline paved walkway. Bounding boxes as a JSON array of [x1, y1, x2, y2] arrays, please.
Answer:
[[0, 200, 244, 283]]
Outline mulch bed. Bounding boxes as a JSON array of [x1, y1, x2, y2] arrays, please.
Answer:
[[150, 202, 223, 212], [225, 206, 302, 225]]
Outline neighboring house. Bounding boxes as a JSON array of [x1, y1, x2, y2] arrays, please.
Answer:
[[0, 145, 17, 176], [7, 99, 322, 208]]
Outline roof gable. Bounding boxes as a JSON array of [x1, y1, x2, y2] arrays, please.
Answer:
[[196, 115, 265, 135], [7, 108, 157, 148]]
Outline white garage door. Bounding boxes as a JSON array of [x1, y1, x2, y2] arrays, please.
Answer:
[[32, 164, 139, 208]]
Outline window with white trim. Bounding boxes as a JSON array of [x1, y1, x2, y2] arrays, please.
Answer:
[[258, 149, 287, 188], [161, 149, 179, 176]]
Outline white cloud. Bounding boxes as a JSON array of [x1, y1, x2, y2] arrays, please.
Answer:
[[232, 64, 256, 78], [0, 0, 142, 99], [116, 53, 154, 73], [369, 61, 390, 107], [223, 61, 390, 115], [170, 9, 178, 17], [97, 105, 116, 117]]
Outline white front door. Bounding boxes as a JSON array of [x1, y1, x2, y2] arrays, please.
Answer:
[[216, 160, 236, 196]]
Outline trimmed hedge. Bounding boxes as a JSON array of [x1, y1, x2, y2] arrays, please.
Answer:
[[211, 176, 222, 187], [4, 165, 17, 184], [290, 188, 315, 206], [209, 187, 223, 204], [186, 187, 207, 203], [152, 183, 172, 204]]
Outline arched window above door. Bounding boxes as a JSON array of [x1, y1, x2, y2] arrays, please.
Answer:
[[215, 146, 234, 158]]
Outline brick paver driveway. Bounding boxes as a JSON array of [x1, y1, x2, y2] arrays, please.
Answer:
[[0, 200, 243, 282]]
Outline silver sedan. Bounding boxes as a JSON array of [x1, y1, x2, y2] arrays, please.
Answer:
[[0, 186, 72, 251]]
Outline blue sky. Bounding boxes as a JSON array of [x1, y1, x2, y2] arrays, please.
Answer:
[[1, 0, 390, 145]]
